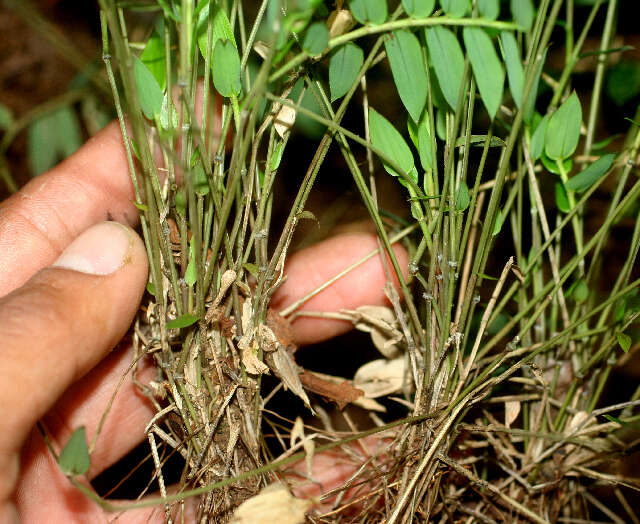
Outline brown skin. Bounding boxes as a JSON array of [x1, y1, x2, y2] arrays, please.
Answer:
[[0, 121, 408, 522]]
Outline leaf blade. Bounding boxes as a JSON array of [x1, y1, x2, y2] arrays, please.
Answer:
[[385, 30, 428, 122], [425, 26, 465, 111]]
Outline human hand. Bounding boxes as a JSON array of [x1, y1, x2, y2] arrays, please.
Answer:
[[0, 121, 407, 522]]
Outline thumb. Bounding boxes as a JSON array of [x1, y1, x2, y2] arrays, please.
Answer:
[[0, 221, 148, 503]]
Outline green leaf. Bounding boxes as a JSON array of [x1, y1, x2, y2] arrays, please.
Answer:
[[27, 106, 82, 176], [555, 182, 570, 213], [133, 55, 164, 119], [212, 39, 241, 97], [440, 0, 470, 18], [369, 107, 415, 179], [463, 28, 505, 120], [500, 31, 524, 109], [617, 332, 632, 353], [140, 31, 166, 90], [185, 238, 197, 286], [269, 140, 285, 171], [193, 164, 210, 196], [329, 43, 364, 102], [565, 154, 615, 192], [591, 134, 622, 152], [58, 427, 91, 477], [511, 0, 535, 31], [492, 209, 504, 236], [606, 61, 640, 106], [455, 181, 470, 211], [0, 102, 14, 131], [523, 48, 547, 124], [568, 278, 589, 302], [402, 0, 435, 17], [436, 107, 447, 141], [302, 22, 329, 55], [134, 201, 148, 212], [243, 262, 258, 277], [167, 313, 200, 330], [541, 153, 572, 175], [146, 281, 156, 296], [385, 30, 428, 123], [349, 0, 388, 25], [425, 27, 465, 110], [478, 0, 500, 20], [175, 187, 187, 216], [408, 115, 433, 171], [545, 92, 582, 160], [197, 0, 237, 66]]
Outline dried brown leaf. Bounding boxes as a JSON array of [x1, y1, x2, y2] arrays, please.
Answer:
[[299, 371, 364, 410]]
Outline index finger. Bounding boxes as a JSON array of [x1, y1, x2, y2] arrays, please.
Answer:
[[0, 121, 138, 296]]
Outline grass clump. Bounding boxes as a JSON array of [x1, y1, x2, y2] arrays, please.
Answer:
[[38, 0, 640, 521]]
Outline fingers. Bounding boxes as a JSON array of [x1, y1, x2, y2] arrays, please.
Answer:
[[0, 221, 148, 506], [272, 232, 409, 346], [0, 122, 138, 296]]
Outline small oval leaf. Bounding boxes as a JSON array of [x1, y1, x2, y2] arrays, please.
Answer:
[[349, 0, 388, 25], [555, 182, 570, 213], [463, 27, 505, 120], [329, 43, 364, 102], [369, 107, 415, 179], [212, 39, 241, 97], [511, 0, 535, 31], [385, 30, 428, 122], [402, 0, 435, 17], [440, 0, 470, 18], [167, 313, 200, 329], [478, 0, 500, 20], [133, 55, 164, 119], [529, 114, 549, 161], [545, 92, 582, 160], [302, 22, 329, 55], [425, 26, 465, 111]]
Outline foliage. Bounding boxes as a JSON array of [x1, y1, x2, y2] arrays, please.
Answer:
[[7, 0, 637, 520]]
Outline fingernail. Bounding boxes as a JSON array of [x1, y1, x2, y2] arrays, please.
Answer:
[[52, 222, 134, 275]]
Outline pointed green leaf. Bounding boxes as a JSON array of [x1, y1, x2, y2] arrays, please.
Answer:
[[385, 30, 428, 123], [500, 31, 524, 109], [545, 92, 582, 160], [146, 281, 156, 296], [197, 0, 236, 65], [140, 31, 166, 90], [58, 427, 91, 477], [478, 0, 500, 20], [369, 107, 415, 179], [160, 91, 178, 132], [349, 0, 387, 25], [329, 43, 364, 102], [402, 0, 435, 17], [511, 0, 535, 31], [167, 313, 200, 329], [565, 154, 615, 192], [303, 22, 329, 55], [555, 182, 570, 212], [134, 55, 164, 119], [425, 27, 465, 110], [455, 181, 470, 211], [212, 39, 241, 97], [243, 262, 258, 277], [440, 0, 470, 18], [617, 332, 632, 353], [463, 28, 505, 120]]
